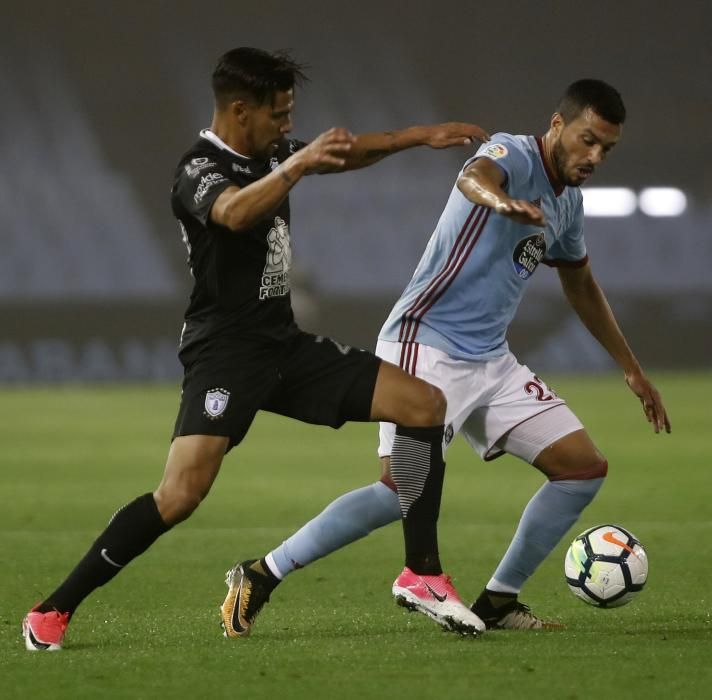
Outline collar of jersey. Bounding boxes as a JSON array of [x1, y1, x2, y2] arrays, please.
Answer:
[[199, 128, 252, 161], [534, 135, 565, 198]]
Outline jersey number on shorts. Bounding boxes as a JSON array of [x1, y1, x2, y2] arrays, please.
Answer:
[[524, 375, 557, 402]]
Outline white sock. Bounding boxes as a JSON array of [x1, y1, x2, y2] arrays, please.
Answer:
[[267, 481, 401, 577], [489, 478, 604, 591]]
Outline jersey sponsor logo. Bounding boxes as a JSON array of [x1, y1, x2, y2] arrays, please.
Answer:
[[204, 388, 230, 419], [232, 162, 252, 175], [185, 157, 217, 178], [512, 232, 546, 280], [259, 216, 291, 300], [193, 172, 228, 203], [482, 143, 508, 159]]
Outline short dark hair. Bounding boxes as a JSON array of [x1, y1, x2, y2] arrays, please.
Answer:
[[212, 47, 308, 108], [557, 79, 626, 125]]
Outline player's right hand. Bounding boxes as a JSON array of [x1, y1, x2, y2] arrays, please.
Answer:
[[625, 370, 672, 434], [495, 198, 546, 226], [297, 128, 356, 174]]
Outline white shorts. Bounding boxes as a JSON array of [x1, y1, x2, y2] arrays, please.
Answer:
[[377, 340, 583, 464]]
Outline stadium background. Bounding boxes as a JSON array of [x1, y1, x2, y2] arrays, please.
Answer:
[[2, 0, 711, 384]]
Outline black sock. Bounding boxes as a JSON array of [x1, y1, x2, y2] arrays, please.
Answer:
[[472, 588, 517, 613], [250, 558, 281, 592], [485, 589, 517, 607], [390, 425, 445, 575], [38, 493, 171, 616]]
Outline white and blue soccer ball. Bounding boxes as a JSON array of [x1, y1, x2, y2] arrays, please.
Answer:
[[565, 524, 648, 607]]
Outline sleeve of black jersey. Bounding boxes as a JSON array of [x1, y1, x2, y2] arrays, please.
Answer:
[[287, 138, 307, 154], [174, 158, 235, 226]]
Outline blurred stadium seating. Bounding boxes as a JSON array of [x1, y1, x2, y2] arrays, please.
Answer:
[[2, 2, 710, 382]]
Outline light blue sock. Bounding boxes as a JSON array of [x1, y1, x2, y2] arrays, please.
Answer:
[[267, 481, 401, 578], [487, 478, 605, 593]]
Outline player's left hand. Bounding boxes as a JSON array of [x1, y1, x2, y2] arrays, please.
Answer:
[[625, 370, 671, 434], [424, 122, 491, 148]]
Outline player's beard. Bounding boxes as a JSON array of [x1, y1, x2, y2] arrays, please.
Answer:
[[552, 137, 591, 187], [551, 138, 574, 187]]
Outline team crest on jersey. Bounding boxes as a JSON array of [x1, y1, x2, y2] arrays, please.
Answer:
[[513, 232, 546, 280], [204, 388, 230, 419], [259, 216, 291, 300], [443, 424, 455, 446], [269, 157, 280, 170], [482, 143, 508, 160]]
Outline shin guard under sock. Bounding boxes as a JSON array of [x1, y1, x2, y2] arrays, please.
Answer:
[[390, 424, 445, 575]]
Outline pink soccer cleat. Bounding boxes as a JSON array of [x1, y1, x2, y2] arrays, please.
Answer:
[[22, 606, 70, 651], [392, 567, 486, 636]]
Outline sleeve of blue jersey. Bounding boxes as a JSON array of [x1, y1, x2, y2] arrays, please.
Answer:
[[544, 194, 588, 266], [463, 133, 531, 193]]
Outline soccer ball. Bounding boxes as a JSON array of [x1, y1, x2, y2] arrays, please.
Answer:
[[565, 524, 648, 607]]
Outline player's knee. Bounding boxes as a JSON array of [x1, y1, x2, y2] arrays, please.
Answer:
[[409, 383, 447, 426], [154, 485, 204, 525], [549, 458, 608, 482]]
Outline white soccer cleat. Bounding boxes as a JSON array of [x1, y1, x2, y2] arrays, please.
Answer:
[[392, 567, 485, 636]]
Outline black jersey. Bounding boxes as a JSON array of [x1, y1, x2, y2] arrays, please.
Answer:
[[171, 130, 307, 362]]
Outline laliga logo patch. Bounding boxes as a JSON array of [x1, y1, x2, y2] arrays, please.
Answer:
[[513, 232, 546, 280], [204, 388, 230, 419], [482, 143, 508, 160]]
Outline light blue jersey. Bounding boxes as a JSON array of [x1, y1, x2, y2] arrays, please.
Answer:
[[379, 132, 587, 361]]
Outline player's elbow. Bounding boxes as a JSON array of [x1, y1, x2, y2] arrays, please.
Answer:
[[456, 174, 472, 196], [212, 202, 254, 232]]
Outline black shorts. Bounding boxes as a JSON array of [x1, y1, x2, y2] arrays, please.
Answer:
[[172, 331, 381, 450]]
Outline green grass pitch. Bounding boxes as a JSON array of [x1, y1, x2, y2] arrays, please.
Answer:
[[1, 373, 711, 699]]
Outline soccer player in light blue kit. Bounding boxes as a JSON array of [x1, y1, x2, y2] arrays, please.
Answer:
[[225, 79, 671, 634]]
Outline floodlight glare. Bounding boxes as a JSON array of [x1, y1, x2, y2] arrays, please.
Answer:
[[638, 188, 687, 217], [581, 188, 637, 217]]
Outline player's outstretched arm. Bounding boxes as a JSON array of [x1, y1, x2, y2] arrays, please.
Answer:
[[457, 158, 546, 226], [210, 128, 355, 231], [321, 122, 490, 173], [558, 263, 671, 434]]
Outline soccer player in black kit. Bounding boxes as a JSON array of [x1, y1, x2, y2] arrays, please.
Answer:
[[23, 47, 491, 650]]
